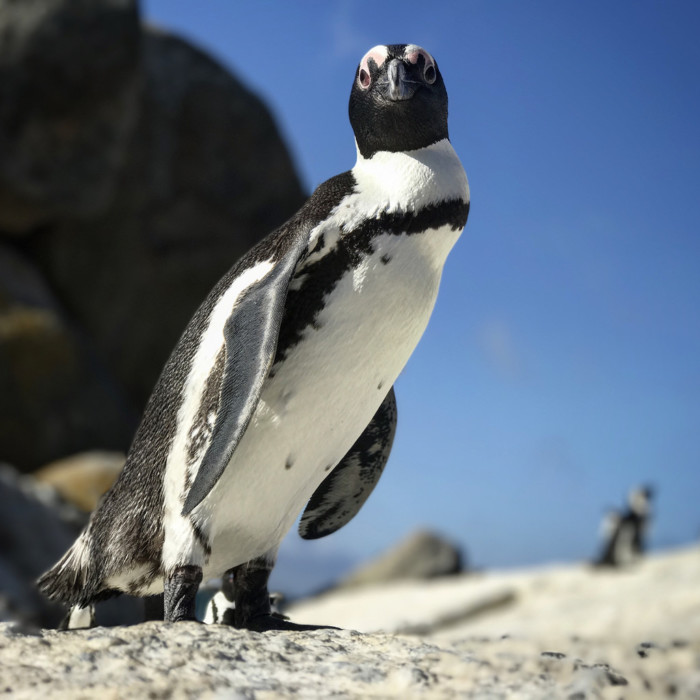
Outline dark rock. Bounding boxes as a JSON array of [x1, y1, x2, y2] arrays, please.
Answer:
[[336, 530, 464, 590], [0, 0, 141, 233], [0, 245, 137, 470], [0, 0, 305, 469], [27, 28, 305, 408]]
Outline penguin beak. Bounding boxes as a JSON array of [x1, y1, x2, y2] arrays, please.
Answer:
[[380, 59, 419, 101]]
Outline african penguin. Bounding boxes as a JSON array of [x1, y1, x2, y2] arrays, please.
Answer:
[[201, 571, 285, 625], [595, 486, 654, 567], [38, 43, 470, 630]]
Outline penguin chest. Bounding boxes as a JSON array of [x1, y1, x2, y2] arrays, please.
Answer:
[[202, 226, 457, 566]]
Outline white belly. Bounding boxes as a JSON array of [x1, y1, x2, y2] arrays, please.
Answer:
[[194, 225, 459, 578]]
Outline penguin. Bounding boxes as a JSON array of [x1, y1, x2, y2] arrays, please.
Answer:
[[57, 604, 95, 631], [201, 570, 286, 625], [595, 486, 654, 567], [38, 43, 470, 630]]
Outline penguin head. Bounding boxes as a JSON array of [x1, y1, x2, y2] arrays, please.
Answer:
[[349, 44, 449, 159], [628, 485, 654, 515]]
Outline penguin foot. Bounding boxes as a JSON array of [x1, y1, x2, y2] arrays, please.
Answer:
[[169, 615, 201, 623], [242, 613, 339, 632], [221, 557, 340, 631]]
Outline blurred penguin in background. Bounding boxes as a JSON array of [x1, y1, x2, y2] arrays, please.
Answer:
[[595, 486, 654, 567]]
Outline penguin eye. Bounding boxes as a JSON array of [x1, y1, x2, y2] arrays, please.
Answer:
[[404, 45, 437, 84], [358, 68, 371, 89], [357, 46, 388, 90]]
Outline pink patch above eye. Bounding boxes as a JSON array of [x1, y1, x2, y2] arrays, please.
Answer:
[[358, 46, 389, 85], [404, 45, 435, 70]]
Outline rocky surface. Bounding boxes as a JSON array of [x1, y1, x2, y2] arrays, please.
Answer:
[[0, 619, 696, 698], [0, 0, 305, 470], [26, 27, 305, 413], [0, 0, 141, 232], [0, 246, 138, 469], [35, 451, 126, 512], [0, 545, 697, 697]]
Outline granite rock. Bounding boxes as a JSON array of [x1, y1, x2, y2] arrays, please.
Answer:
[[0, 621, 696, 698], [27, 26, 306, 410], [35, 451, 126, 512], [0, 245, 137, 470], [0, 0, 305, 469], [0, 0, 141, 233]]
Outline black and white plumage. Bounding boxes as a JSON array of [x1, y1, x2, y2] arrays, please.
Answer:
[[201, 571, 285, 626], [39, 43, 470, 629], [595, 486, 654, 567]]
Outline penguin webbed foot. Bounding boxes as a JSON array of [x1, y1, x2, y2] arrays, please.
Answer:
[[229, 559, 340, 632], [164, 564, 203, 622]]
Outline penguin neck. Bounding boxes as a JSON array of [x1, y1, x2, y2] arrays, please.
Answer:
[[351, 138, 469, 214]]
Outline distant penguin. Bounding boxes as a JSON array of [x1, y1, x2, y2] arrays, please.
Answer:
[[58, 603, 95, 631], [202, 571, 285, 625], [201, 571, 236, 625], [596, 486, 654, 566], [38, 43, 470, 630]]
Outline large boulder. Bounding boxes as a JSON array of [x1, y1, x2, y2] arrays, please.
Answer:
[[335, 530, 465, 590], [0, 245, 137, 469], [34, 450, 126, 512], [27, 28, 306, 408], [0, 0, 141, 233], [0, 0, 305, 470]]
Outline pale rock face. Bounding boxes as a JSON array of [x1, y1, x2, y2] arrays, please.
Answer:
[[2, 544, 699, 700], [6, 543, 700, 696]]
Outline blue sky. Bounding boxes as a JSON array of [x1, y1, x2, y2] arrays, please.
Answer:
[[144, 1, 700, 593]]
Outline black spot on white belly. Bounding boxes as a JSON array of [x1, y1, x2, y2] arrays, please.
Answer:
[[192, 522, 212, 557], [285, 456, 295, 470], [381, 254, 391, 265]]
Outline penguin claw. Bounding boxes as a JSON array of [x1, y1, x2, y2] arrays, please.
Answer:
[[168, 615, 201, 623], [243, 614, 339, 632]]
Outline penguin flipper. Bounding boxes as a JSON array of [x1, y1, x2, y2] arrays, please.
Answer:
[[298, 386, 397, 540], [182, 230, 309, 515]]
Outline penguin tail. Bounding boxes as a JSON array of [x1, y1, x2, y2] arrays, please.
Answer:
[[37, 531, 93, 607]]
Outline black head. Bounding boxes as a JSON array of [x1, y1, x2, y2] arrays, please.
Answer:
[[349, 44, 449, 159]]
